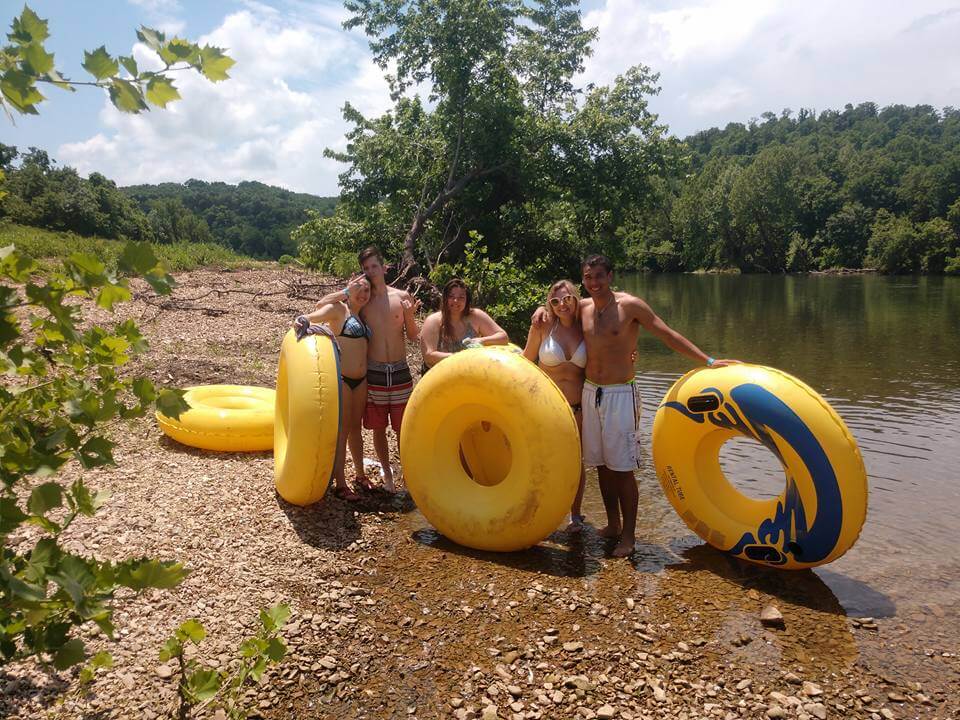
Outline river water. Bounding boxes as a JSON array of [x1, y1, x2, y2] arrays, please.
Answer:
[[602, 273, 960, 616]]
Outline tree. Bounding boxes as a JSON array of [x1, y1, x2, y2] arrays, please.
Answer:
[[317, 0, 678, 280]]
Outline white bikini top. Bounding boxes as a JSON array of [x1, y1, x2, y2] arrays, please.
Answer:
[[539, 321, 587, 368]]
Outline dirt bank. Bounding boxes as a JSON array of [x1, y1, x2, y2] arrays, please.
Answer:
[[2, 267, 955, 719]]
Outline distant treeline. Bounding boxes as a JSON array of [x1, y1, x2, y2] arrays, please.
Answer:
[[0, 143, 336, 259], [637, 103, 960, 274]]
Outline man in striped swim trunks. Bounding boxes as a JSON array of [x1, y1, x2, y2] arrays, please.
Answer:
[[578, 254, 738, 558], [315, 246, 420, 493]]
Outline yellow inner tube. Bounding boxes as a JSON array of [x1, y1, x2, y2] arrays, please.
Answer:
[[400, 346, 580, 552], [155, 385, 275, 452], [652, 364, 868, 570], [274, 329, 341, 506]]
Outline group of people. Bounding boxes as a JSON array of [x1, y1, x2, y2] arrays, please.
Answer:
[[296, 248, 733, 559]]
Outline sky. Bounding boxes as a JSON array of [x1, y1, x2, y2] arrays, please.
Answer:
[[5, 0, 960, 197]]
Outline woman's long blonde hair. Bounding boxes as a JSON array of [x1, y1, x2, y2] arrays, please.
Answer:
[[544, 279, 581, 323]]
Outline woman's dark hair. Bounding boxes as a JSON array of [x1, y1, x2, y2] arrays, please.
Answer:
[[440, 278, 472, 347]]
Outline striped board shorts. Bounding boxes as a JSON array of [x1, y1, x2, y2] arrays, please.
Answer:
[[581, 379, 642, 472], [363, 359, 413, 432]]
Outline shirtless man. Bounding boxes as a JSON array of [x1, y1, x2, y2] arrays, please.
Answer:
[[539, 254, 737, 557], [318, 247, 420, 492]]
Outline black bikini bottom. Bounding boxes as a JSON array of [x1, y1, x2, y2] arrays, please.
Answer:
[[342, 375, 365, 390]]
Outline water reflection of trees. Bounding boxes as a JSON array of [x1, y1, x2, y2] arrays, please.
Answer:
[[619, 274, 960, 399]]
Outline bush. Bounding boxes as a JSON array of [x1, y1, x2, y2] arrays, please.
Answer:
[[429, 232, 547, 338], [1, 240, 191, 671]]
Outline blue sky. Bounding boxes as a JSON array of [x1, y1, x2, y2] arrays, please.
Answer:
[[5, 0, 960, 196]]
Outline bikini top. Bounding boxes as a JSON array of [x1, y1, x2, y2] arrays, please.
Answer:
[[539, 321, 587, 368], [438, 321, 477, 353], [340, 311, 371, 340]]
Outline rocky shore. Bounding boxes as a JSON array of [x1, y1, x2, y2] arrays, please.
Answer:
[[1, 267, 955, 719]]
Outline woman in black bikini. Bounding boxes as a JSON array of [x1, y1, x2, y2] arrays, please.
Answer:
[[300, 275, 372, 501]]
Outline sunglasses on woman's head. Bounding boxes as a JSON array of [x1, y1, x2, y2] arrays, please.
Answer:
[[549, 296, 574, 307]]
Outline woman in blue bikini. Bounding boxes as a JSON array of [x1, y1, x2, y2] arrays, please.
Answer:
[[523, 279, 588, 532], [299, 275, 373, 501]]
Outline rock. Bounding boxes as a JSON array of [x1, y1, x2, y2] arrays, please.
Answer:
[[747, 589, 761, 600], [597, 704, 617, 719], [766, 707, 787, 719], [626, 598, 635, 610], [482, 706, 499, 720], [784, 672, 802, 685], [507, 685, 523, 698], [677, 642, 689, 653], [155, 664, 174, 680], [760, 605, 785, 628], [563, 641, 584, 652], [803, 681, 823, 697], [736, 679, 752, 691], [886, 692, 906, 703], [803, 702, 828, 719], [451, 698, 464, 708], [318, 655, 337, 670], [653, 687, 666, 702], [879, 709, 895, 719]]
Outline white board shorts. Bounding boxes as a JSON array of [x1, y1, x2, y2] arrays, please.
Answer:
[[581, 380, 642, 472]]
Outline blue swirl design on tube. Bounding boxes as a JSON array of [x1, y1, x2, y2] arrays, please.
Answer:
[[663, 383, 842, 565]]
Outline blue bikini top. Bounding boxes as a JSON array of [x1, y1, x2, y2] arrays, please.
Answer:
[[340, 312, 371, 340]]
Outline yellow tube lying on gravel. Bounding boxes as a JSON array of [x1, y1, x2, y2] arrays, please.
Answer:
[[274, 329, 341, 506], [400, 346, 580, 552], [156, 385, 275, 452]]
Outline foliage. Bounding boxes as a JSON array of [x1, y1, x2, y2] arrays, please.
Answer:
[[429, 232, 547, 336], [161, 605, 290, 719], [314, 0, 681, 280], [1, 222, 250, 271], [0, 240, 191, 670], [1, 5, 233, 119], [124, 179, 336, 259]]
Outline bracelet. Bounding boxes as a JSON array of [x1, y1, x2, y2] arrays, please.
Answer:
[[706, 357, 715, 367], [342, 286, 350, 299]]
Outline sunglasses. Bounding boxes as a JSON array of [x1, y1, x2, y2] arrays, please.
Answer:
[[549, 295, 574, 307]]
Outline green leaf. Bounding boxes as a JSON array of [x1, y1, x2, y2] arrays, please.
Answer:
[[52, 638, 85, 670], [82, 46, 119, 81], [158, 637, 182, 662], [10, 6, 49, 44], [260, 603, 291, 632], [132, 377, 157, 405], [199, 45, 235, 82], [249, 656, 268, 682], [28, 482, 63, 516], [145, 76, 180, 108], [165, 38, 196, 61], [108, 78, 148, 113], [95, 283, 132, 310], [23, 43, 55, 74], [118, 55, 138, 77], [116, 559, 188, 590], [78, 651, 113, 685], [265, 636, 287, 662], [77, 437, 115, 469], [156, 388, 190, 420], [186, 668, 221, 701], [25, 537, 60, 582], [177, 619, 206, 644], [71, 478, 110, 517], [1, 68, 44, 114], [0, 497, 30, 534], [117, 240, 160, 275], [136, 26, 166, 52]]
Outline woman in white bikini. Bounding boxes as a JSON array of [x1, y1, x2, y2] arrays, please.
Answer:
[[522, 279, 588, 532]]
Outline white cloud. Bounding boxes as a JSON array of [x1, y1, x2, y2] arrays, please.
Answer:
[[126, 0, 185, 35], [60, 5, 392, 196], [582, 0, 960, 136]]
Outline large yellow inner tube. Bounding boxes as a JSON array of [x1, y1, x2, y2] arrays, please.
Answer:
[[652, 364, 867, 570], [400, 346, 581, 552], [156, 385, 275, 452], [274, 329, 341, 506]]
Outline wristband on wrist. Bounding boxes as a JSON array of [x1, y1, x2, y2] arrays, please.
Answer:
[[342, 286, 350, 300], [706, 356, 715, 367]]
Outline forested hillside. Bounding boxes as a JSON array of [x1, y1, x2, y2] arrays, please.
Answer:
[[640, 103, 960, 274], [124, 180, 336, 258], [0, 144, 336, 259]]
